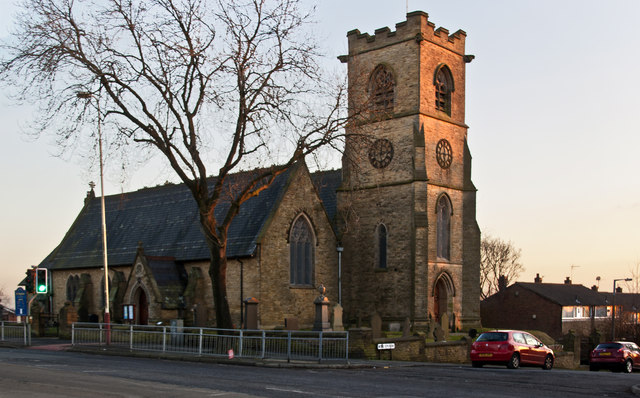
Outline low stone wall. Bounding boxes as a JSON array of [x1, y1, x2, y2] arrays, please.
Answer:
[[349, 328, 470, 363], [349, 329, 580, 368]]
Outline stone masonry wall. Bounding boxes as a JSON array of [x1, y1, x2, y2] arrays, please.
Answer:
[[257, 164, 339, 329]]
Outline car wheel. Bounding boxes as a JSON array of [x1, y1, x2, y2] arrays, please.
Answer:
[[472, 361, 483, 368], [624, 359, 633, 373], [507, 353, 520, 369], [542, 355, 553, 370], [589, 363, 599, 372]]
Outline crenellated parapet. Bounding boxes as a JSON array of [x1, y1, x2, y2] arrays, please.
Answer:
[[346, 11, 466, 56]]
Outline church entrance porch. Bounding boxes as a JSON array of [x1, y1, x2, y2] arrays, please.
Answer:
[[135, 288, 149, 325]]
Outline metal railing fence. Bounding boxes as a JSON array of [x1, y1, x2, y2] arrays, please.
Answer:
[[72, 323, 349, 362], [0, 322, 30, 345]]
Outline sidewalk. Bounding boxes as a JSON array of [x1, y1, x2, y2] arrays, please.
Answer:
[[6, 337, 436, 369]]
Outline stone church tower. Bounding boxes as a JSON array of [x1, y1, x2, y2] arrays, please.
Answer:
[[338, 11, 481, 330]]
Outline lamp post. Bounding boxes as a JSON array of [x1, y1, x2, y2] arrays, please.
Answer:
[[612, 278, 632, 341], [77, 92, 110, 343], [337, 246, 343, 306]]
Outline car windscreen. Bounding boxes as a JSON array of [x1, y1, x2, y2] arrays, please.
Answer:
[[596, 343, 622, 350], [476, 332, 508, 342]]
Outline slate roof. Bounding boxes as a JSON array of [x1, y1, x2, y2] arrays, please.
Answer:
[[40, 166, 341, 271], [146, 256, 187, 309], [601, 292, 640, 312], [515, 282, 607, 306]]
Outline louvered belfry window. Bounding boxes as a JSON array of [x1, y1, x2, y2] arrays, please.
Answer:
[[435, 66, 453, 115], [369, 65, 395, 113], [290, 216, 314, 285]]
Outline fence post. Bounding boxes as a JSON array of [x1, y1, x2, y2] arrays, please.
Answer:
[[345, 332, 349, 362], [318, 331, 323, 363], [198, 328, 203, 356], [162, 326, 167, 352], [261, 331, 266, 359], [99, 323, 103, 345], [71, 323, 75, 346], [287, 331, 292, 363], [239, 330, 243, 358], [1, 321, 3, 342], [27, 323, 31, 346], [129, 324, 133, 350]]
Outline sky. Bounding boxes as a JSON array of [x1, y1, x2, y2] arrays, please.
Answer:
[[1, 0, 640, 306]]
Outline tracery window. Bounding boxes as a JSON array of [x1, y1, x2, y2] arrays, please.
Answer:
[[369, 65, 395, 113], [436, 195, 451, 260], [375, 224, 388, 269], [290, 215, 315, 286], [66, 275, 79, 301], [434, 65, 454, 115]]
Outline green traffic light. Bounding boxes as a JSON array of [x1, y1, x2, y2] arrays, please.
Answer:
[[37, 284, 46, 293]]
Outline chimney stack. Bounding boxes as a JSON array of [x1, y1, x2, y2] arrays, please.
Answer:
[[564, 277, 572, 285], [534, 273, 542, 283], [498, 275, 507, 292]]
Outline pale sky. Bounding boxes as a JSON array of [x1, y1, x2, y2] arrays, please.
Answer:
[[2, 0, 640, 306]]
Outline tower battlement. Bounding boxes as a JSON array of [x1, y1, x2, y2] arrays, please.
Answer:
[[346, 11, 466, 56]]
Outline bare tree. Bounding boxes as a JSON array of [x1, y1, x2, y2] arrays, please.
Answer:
[[480, 234, 524, 300], [0, 0, 351, 328]]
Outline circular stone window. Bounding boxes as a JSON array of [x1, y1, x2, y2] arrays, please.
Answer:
[[368, 138, 394, 169], [436, 139, 453, 169]]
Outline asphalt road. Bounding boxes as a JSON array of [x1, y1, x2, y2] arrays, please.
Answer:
[[0, 346, 638, 397]]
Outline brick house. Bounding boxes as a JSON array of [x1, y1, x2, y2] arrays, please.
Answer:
[[34, 12, 482, 331], [481, 277, 609, 339]]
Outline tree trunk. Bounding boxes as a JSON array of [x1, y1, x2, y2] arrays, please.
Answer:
[[206, 240, 233, 329]]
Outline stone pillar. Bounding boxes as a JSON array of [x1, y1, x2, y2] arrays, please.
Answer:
[[243, 297, 259, 330], [313, 285, 331, 331]]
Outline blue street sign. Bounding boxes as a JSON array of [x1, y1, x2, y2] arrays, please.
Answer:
[[15, 288, 27, 316]]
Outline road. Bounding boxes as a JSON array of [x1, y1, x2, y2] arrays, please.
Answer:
[[0, 346, 638, 397]]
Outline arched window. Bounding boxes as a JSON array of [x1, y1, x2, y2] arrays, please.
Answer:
[[436, 195, 451, 260], [434, 65, 454, 115], [369, 65, 395, 113], [66, 275, 79, 301], [290, 215, 315, 286], [375, 224, 388, 269]]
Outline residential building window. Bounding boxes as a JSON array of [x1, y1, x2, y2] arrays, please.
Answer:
[[290, 215, 315, 286], [434, 65, 454, 115], [375, 224, 388, 269], [369, 64, 395, 113], [436, 195, 451, 260], [562, 306, 591, 319]]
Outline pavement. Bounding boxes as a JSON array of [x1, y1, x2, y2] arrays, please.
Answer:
[[2, 337, 430, 370]]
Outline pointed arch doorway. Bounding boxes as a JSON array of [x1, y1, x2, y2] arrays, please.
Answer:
[[135, 287, 149, 325], [432, 273, 455, 330]]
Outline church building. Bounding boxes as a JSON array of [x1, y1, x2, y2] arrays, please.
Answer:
[[37, 11, 481, 332]]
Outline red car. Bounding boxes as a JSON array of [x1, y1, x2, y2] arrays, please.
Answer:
[[589, 341, 640, 373], [470, 330, 555, 370]]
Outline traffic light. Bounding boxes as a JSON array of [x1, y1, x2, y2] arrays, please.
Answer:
[[35, 268, 48, 294], [25, 269, 35, 294]]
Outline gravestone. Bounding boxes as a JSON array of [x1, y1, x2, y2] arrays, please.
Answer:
[[433, 323, 444, 342], [402, 317, 411, 337], [440, 313, 450, 341], [332, 304, 344, 331], [371, 313, 382, 339]]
